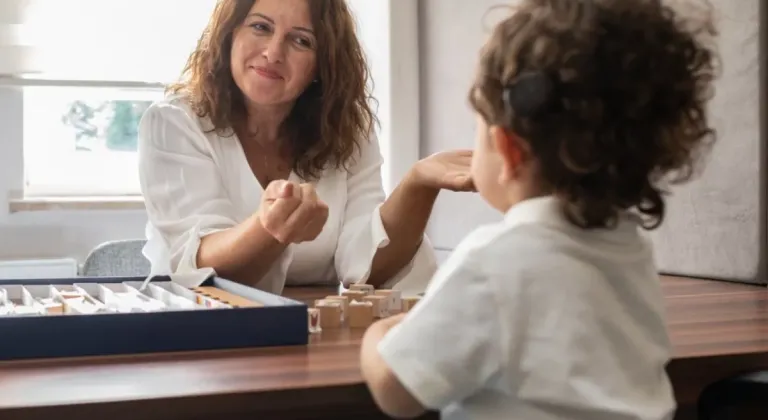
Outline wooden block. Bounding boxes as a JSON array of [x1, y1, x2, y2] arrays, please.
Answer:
[[316, 298, 347, 321], [58, 290, 85, 300], [402, 296, 421, 313], [192, 287, 262, 308], [363, 295, 388, 318], [307, 308, 322, 334], [315, 300, 342, 328], [375, 289, 402, 313], [325, 295, 350, 313], [341, 290, 366, 302], [348, 301, 374, 328], [38, 298, 64, 315], [42, 302, 64, 315], [349, 284, 375, 295]]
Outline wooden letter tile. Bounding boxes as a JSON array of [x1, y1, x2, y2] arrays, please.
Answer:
[[374, 289, 402, 313], [315, 300, 342, 328], [402, 296, 421, 313], [324, 295, 350, 313], [362, 295, 388, 318], [307, 308, 322, 334], [341, 290, 366, 302], [348, 301, 374, 328], [349, 284, 375, 295]]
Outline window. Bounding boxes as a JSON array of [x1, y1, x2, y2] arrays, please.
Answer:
[[1, 0, 216, 197], [1, 0, 420, 201], [22, 86, 163, 196]]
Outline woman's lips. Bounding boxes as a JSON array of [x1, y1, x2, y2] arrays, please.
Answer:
[[254, 66, 282, 80]]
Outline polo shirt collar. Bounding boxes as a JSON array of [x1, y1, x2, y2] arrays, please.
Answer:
[[503, 195, 566, 229], [503, 195, 644, 234]]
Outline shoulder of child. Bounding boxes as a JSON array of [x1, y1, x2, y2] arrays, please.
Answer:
[[448, 221, 558, 266], [443, 221, 599, 292]]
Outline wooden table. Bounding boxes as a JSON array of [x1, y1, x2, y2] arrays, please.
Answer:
[[0, 276, 767, 420], [662, 276, 768, 418]]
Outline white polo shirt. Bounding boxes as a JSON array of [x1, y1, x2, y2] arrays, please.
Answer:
[[378, 196, 676, 420]]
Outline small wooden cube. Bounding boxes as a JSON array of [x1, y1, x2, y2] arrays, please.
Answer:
[[349, 284, 375, 295], [38, 298, 64, 315], [325, 295, 350, 313], [43, 303, 64, 315], [363, 295, 388, 318], [375, 289, 402, 313], [402, 296, 421, 313], [59, 290, 84, 300], [341, 290, 367, 302], [315, 300, 343, 328], [307, 308, 322, 333], [348, 301, 374, 328], [317, 297, 347, 321]]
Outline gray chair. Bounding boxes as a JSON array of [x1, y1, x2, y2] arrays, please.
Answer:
[[81, 239, 151, 277]]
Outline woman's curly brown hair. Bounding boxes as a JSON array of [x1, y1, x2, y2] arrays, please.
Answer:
[[469, 0, 719, 229], [167, 0, 375, 180]]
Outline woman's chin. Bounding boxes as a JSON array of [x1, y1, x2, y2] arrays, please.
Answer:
[[243, 90, 287, 107]]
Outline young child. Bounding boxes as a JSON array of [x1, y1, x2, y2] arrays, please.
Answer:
[[360, 0, 718, 419]]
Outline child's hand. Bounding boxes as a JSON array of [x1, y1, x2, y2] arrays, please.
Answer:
[[361, 311, 426, 419], [379, 312, 407, 328]]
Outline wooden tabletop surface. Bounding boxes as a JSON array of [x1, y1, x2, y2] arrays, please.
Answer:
[[0, 275, 767, 419], [661, 276, 768, 358]]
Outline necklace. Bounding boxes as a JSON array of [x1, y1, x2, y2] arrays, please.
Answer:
[[250, 137, 290, 184], [236, 123, 291, 184]]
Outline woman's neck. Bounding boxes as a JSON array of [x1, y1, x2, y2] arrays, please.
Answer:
[[244, 101, 294, 144]]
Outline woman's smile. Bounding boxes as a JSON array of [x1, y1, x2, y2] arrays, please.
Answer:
[[253, 65, 283, 80]]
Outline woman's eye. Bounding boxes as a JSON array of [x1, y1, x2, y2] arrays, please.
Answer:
[[294, 36, 314, 49], [250, 23, 271, 33]]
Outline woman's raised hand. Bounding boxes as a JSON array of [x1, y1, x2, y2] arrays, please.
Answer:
[[410, 150, 476, 192], [258, 180, 329, 244]]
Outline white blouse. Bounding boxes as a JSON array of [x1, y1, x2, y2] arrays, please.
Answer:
[[137, 96, 437, 296]]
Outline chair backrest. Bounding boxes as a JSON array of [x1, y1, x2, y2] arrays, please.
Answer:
[[81, 239, 150, 277]]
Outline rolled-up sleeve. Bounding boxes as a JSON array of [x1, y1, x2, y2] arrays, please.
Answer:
[[138, 102, 271, 288], [333, 134, 438, 293]]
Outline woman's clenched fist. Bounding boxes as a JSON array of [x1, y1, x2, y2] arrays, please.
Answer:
[[258, 180, 329, 244]]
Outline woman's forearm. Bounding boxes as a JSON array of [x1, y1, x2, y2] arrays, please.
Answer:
[[197, 213, 288, 287], [368, 171, 439, 287]]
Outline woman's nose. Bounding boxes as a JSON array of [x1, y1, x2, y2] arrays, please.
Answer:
[[262, 35, 286, 64]]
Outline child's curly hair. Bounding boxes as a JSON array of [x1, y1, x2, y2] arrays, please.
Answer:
[[469, 0, 719, 229]]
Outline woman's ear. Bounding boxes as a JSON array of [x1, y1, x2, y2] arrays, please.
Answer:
[[489, 125, 525, 183]]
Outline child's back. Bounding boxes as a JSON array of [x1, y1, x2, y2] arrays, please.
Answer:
[[360, 1, 718, 419], [425, 197, 673, 419]]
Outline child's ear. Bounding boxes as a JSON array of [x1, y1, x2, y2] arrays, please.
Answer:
[[489, 125, 525, 183]]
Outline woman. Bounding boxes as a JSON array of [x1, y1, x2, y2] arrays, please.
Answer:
[[138, 0, 473, 295]]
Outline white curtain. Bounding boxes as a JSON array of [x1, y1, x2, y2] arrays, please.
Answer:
[[0, 0, 216, 83]]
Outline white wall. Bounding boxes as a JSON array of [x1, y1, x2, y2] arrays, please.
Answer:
[[419, 0, 504, 254], [418, 0, 764, 283], [0, 86, 147, 262], [349, 0, 421, 194]]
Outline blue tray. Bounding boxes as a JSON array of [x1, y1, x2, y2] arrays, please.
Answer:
[[0, 275, 308, 360]]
